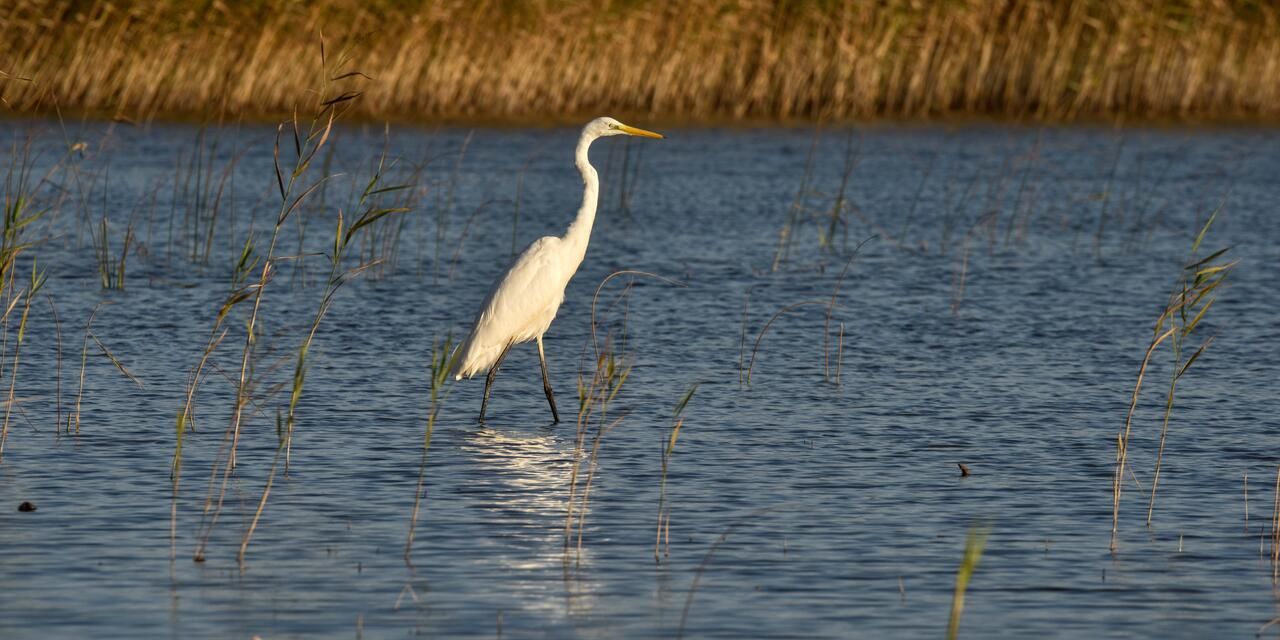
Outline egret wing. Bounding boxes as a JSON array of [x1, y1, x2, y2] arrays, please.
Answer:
[[452, 237, 569, 378]]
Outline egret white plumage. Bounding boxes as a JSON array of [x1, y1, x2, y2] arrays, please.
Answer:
[[451, 116, 664, 422]]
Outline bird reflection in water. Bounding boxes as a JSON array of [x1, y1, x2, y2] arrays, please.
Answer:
[[458, 422, 605, 619]]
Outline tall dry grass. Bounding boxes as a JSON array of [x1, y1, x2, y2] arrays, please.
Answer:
[[3, 0, 1280, 123]]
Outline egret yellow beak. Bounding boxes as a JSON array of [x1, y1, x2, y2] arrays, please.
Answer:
[[618, 123, 664, 139]]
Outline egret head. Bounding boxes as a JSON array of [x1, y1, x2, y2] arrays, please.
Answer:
[[586, 116, 664, 140]]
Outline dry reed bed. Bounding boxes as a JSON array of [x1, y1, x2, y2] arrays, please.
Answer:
[[3, 0, 1280, 123]]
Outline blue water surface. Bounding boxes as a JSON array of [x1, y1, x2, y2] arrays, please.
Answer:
[[0, 118, 1278, 638]]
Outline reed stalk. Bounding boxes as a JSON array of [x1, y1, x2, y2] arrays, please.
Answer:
[[947, 523, 991, 640], [772, 129, 819, 272], [897, 152, 937, 250], [565, 348, 615, 556], [655, 384, 697, 562], [68, 304, 103, 435], [1144, 210, 1237, 525], [404, 336, 456, 564], [1092, 135, 1126, 258], [1111, 207, 1237, 550], [240, 139, 413, 562], [576, 409, 626, 555], [745, 300, 828, 385], [0, 135, 52, 459], [737, 287, 752, 387], [92, 216, 134, 289], [1272, 466, 1280, 582], [565, 324, 632, 559], [194, 44, 362, 562], [0, 262, 44, 460], [675, 511, 774, 640], [821, 129, 859, 252], [565, 270, 685, 558], [835, 322, 845, 385], [45, 296, 62, 434], [823, 237, 873, 382]]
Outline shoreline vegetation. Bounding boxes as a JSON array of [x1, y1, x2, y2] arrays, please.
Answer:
[[3, 0, 1280, 126]]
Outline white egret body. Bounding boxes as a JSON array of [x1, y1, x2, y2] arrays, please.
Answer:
[[451, 117, 664, 421]]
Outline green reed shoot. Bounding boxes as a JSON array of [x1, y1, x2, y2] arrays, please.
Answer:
[[240, 127, 403, 561], [656, 383, 697, 562], [951, 234, 971, 316], [580, 339, 631, 420], [0, 135, 55, 461], [896, 152, 937, 250], [737, 287, 752, 387], [835, 321, 845, 384], [1271, 466, 1280, 581], [772, 128, 819, 272], [771, 131, 874, 266], [1001, 131, 1041, 250], [0, 260, 45, 461], [563, 270, 686, 558], [406, 335, 456, 563], [282, 141, 411, 471], [45, 296, 62, 434], [947, 523, 991, 640], [1, 135, 49, 280], [1144, 207, 1239, 525], [1111, 206, 1238, 550], [93, 216, 133, 289], [352, 132, 421, 276], [576, 410, 625, 557], [568, 343, 629, 558], [566, 273, 640, 555], [163, 129, 236, 267], [67, 304, 103, 436], [820, 129, 858, 252], [823, 237, 873, 382], [951, 213, 998, 316], [89, 332, 144, 390], [242, 67, 414, 563], [1093, 135, 1126, 259], [195, 42, 363, 563]]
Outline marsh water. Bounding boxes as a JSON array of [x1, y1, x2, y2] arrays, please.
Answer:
[[0, 119, 1278, 638]]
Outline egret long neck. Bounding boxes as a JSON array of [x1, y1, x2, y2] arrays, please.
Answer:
[[562, 133, 599, 260]]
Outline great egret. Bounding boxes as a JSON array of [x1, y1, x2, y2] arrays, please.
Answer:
[[451, 116, 664, 422]]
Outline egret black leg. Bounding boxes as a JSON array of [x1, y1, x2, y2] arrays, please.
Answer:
[[537, 336, 561, 423], [479, 342, 513, 422]]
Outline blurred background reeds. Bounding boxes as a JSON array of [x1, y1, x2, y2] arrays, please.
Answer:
[[3, 0, 1279, 124]]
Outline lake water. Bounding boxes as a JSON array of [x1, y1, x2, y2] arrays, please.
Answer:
[[0, 118, 1278, 638]]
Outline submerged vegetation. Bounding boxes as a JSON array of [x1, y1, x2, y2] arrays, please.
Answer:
[[4, 0, 1280, 123]]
